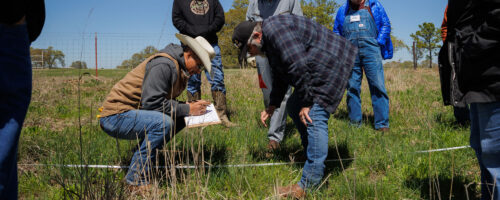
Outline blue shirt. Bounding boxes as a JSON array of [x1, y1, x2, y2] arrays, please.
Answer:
[[262, 15, 358, 113]]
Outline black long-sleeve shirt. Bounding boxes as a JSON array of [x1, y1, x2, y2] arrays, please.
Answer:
[[445, 0, 500, 104], [0, 0, 45, 42], [172, 0, 225, 44]]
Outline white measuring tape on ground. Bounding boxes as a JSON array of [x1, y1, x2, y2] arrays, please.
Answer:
[[19, 158, 357, 169], [415, 145, 470, 153], [18, 146, 470, 170]]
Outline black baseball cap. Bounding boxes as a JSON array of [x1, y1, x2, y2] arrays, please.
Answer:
[[232, 21, 257, 63]]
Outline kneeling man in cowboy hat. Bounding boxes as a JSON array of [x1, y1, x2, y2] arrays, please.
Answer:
[[99, 34, 214, 187], [233, 15, 357, 198]]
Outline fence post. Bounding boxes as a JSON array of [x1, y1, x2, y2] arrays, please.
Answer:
[[95, 32, 98, 77], [413, 41, 417, 70]]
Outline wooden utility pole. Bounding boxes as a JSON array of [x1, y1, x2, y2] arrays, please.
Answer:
[[413, 41, 417, 70], [95, 32, 98, 77]]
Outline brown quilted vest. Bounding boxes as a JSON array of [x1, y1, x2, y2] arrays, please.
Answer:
[[100, 53, 188, 117]]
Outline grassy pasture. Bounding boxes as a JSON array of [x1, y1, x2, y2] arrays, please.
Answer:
[[18, 67, 480, 199]]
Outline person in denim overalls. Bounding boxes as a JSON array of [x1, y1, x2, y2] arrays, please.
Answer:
[[333, 0, 393, 131]]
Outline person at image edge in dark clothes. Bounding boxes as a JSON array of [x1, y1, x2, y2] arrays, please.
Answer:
[[441, 0, 500, 199], [0, 1, 45, 199]]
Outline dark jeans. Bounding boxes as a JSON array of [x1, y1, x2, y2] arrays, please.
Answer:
[[0, 23, 32, 199], [453, 105, 470, 125]]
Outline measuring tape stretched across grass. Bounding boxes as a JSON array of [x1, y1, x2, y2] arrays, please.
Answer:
[[18, 145, 471, 169]]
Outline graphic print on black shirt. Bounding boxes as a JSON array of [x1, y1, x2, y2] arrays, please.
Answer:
[[190, 0, 209, 15]]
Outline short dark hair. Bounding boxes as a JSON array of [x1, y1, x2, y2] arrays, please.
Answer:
[[181, 44, 191, 52], [350, 0, 363, 5]]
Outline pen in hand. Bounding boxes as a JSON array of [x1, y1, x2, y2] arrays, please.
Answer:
[[188, 100, 210, 116]]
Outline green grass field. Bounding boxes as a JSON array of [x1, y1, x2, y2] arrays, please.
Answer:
[[18, 67, 480, 199]]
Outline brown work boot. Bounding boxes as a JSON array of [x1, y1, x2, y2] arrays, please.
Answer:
[[187, 91, 201, 102], [277, 184, 306, 199], [265, 140, 280, 158], [377, 127, 390, 132], [212, 90, 237, 127], [127, 184, 151, 196], [267, 140, 280, 150]]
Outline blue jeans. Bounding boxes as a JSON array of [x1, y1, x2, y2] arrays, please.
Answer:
[[0, 23, 32, 200], [100, 110, 185, 185], [470, 102, 500, 200], [346, 38, 390, 129], [187, 44, 226, 94], [286, 91, 330, 189]]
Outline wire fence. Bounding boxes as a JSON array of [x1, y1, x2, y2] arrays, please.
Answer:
[[30, 32, 178, 70], [30, 32, 418, 71]]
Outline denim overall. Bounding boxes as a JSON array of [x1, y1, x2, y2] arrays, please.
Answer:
[[342, 0, 389, 129]]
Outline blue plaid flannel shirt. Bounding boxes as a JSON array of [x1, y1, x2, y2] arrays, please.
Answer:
[[263, 14, 358, 113]]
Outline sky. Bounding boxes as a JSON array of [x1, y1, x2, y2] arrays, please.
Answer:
[[33, 0, 448, 69]]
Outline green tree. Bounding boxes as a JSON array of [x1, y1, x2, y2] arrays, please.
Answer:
[[391, 35, 407, 53], [116, 46, 158, 69], [410, 22, 441, 68], [30, 46, 65, 69], [407, 40, 425, 61], [231, 0, 249, 9], [301, 0, 339, 29], [217, 0, 248, 67], [70, 61, 87, 69]]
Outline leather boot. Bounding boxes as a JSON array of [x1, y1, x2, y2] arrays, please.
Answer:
[[187, 91, 201, 102], [277, 184, 306, 199], [265, 140, 280, 158], [212, 90, 237, 127]]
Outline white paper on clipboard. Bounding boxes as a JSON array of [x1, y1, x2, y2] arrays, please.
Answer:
[[184, 104, 221, 128]]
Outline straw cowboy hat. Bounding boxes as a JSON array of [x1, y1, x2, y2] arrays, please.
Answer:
[[175, 33, 215, 75]]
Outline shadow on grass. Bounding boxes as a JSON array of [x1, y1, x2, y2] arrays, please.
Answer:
[[157, 142, 230, 185], [334, 108, 376, 129], [118, 142, 229, 187], [250, 130, 353, 175], [227, 106, 237, 120], [434, 112, 470, 129], [50, 167, 128, 199], [156, 143, 228, 164], [404, 175, 479, 200]]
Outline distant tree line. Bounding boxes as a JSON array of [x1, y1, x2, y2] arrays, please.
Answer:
[[30, 46, 65, 69], [70, 60, 87, 69], [116, 46, 158, 69]]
